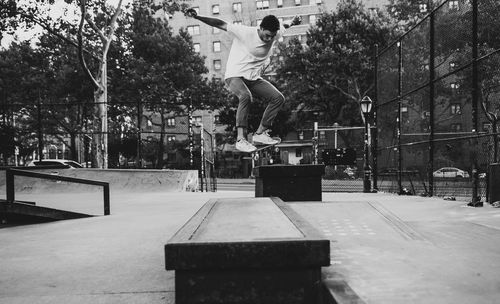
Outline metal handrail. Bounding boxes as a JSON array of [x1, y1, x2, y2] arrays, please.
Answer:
[[6, 169, 110, 216]]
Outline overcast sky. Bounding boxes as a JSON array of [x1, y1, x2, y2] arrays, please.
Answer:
[[1, 0, 132, 49]]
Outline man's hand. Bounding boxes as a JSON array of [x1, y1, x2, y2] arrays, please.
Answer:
[[184, 8, 198, 18], [291, 15, 302, 26]]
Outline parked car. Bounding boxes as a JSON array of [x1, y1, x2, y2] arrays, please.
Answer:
[[432, 167, 470, 178], [26, 159, 83, 168]]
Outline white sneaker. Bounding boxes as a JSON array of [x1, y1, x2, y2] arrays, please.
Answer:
[[235, 138, 257, 153], [253, 130, 280, 145]]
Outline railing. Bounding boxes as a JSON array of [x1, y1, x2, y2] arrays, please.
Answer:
[[6, 169, 110, 215]]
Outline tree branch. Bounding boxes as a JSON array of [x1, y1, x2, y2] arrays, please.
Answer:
[[78, 0, 100, 89], [17, 11, 100, 62], [102, 0, 123, 59], [84, 13, 107, 42]]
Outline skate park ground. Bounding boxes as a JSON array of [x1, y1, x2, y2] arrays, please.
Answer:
[[1, 182, 500, 303]]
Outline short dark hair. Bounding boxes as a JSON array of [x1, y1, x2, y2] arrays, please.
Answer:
[[260, 15, 280, 32]]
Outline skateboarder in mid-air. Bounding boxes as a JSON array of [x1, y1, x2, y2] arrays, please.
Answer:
[[185, 8, 302, 152]]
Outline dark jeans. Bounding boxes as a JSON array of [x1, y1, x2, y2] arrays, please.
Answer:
[[225, 77, 285, 129]]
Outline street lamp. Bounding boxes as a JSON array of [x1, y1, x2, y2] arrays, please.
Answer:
[[360, 96, 373, 193]]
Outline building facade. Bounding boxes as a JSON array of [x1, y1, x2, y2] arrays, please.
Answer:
[[165, 0, 388, 79]]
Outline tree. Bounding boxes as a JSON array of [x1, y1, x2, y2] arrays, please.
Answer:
[[112, 2, 212, 168], [0, 0, 190, 168], [275, 0, 393, 143]]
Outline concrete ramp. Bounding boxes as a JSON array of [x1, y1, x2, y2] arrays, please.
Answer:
[[0, 199, 93, 224], [0, 169, 199, 194]]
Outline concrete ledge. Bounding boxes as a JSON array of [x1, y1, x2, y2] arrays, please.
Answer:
[[0, 168, 199, 193], [254, 165, 325, 201], [165, 197, 330, 303]]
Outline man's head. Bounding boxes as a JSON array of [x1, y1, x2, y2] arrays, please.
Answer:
[[259, 15, 280, 43]]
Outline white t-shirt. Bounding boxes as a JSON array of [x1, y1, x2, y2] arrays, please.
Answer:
[[224, 23, 284, 80]]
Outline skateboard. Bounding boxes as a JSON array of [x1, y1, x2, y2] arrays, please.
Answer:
[[252, 138, 281, 161]]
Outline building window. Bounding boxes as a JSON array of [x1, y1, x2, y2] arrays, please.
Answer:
[[449, 0, 459, 10], [277, 0, 283, 7], [419, 3, 428, 13], [451, 123, 462, 132], [193, 43, 200, 53], [213, 27, 220, 34], [296, 148, 302, 157], [256, 0, 269, 9], [450, 82, 460, 92], [193, 116, 203, 126], [168, 152, 176, 161], [167, 118, 175, 127], [401, 106, 409, 119], [214, 59, 221, 70], [309, 14, 317, 25], [315, 0, 322, 4], [146, 119, 153, 130], [298, 131, 304, 140], [213, 41, 221, 52], [451, 103, 462, 115], [483, 122, 491, 132], [167, 135, 176, 142], [295, 0, 301, 6], [214, 115, 220, 124], [233, 20, 243, 25], [233, 2, 242, 13], [187, 25, 200, 36], [212, 4, 220, 15], [449, 61, 457, 69]]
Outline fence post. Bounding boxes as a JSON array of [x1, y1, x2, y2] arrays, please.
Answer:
[[397, 40, 403, 194], [103, 184, 110, 215], [200, 123, 205, 192], [429, 10, 435, 197], [373, 44, 379, 191], [313, 122, 318, 165], [6, 169, 15, 202], [471, 0, 480, 204]]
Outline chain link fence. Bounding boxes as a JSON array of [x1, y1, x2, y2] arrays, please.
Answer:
[[200, 125, 216, 192], [375, 0, 500, 202], [313, 125, 365, 192]]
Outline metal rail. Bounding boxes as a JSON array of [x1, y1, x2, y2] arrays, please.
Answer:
[[6, 169, 110, 216]]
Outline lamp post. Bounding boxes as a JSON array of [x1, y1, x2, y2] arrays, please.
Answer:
[[360, 96, 373, 193]]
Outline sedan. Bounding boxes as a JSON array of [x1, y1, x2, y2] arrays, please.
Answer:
[[433, 167, 470, 178]]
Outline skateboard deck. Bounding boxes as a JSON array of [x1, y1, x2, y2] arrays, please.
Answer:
[[252, 138, 281, 161]]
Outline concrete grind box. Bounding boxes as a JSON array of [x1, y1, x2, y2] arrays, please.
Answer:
[[254, 164, 325, 201], [165, 197, 330, 304]]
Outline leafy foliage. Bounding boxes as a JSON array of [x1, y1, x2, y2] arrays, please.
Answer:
[[275, 0, 393, 132]]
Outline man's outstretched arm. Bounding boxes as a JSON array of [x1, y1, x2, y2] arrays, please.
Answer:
[[185, 8, 228, 31]]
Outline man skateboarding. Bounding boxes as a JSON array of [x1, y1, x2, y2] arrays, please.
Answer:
[[185, 8, 301, 152]]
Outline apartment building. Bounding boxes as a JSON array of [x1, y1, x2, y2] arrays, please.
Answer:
[[166, 0, 388, 79]]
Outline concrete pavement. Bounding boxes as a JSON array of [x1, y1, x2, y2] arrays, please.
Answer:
[[1, 190, 500, 303]]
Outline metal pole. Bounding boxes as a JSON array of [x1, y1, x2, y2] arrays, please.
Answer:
[[373, 44, 379, 191], [313, 122, 318, 164], [137, 98, 142, 168], [37, 92, 44, 160], [471, 0, 479, 204], [189, 101, 194, 169], [397, 40, 403, 194], [429, 11, 435, 196], [103, 184, 110, 215], [363, 115, 371, 193], [6, 169, 15, 202], [200, 123, 205, 192]]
